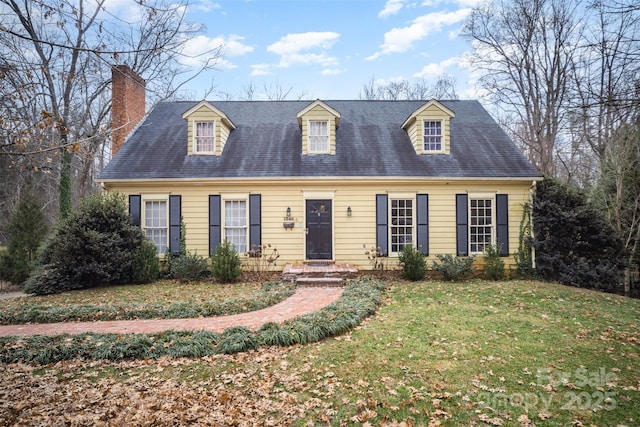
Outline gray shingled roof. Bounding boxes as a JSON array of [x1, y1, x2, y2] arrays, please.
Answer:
[[98, 100, 541, 180]]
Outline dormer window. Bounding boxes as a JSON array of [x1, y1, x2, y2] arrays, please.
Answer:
[[195, 121, 215, 153], [297, 100, 340, 156], [423, 120, 443, 152], [309, 120, 329, 153], [402, 99, 455, 155], [182, 101, 236, 156]]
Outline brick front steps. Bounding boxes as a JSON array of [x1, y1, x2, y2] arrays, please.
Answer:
[[282, 263, 359, 287]]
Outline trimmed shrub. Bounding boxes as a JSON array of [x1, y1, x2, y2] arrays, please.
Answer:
[[171, 252, 208, 283], [24, 193, 146, 295], [432, 254, 475, 281], [132, 240, 160, 283], [483, 243, 505, 280], [398, 244, 427, 281], [211, 241, 242, 283]]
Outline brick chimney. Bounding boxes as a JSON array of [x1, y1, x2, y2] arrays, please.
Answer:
[[111, 65, 145, 156]]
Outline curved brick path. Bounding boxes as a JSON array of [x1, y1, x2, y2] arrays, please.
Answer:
[[0, 287, 343, 338]]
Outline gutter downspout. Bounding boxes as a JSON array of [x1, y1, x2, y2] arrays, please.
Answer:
[[530, 180, 537, 269]]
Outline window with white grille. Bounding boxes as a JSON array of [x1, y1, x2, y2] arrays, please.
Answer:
[[224, 199, 247, 253], [144, 200, 167, 254]]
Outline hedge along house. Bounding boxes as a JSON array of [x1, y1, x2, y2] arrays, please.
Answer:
[[98, 66, 542, 277]]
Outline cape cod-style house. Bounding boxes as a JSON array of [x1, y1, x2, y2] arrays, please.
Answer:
[[98, 66, 542, 275]]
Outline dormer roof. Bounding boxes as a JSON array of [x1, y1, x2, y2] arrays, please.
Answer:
[[296, 99, 341, 126], [401, 99, 455, 129], [182, 100, 236, 130]]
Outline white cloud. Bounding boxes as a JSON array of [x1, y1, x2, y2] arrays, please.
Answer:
[[413, 57, 459, 78], [367, 8, 471, 60], [321, 68, 342, 76], [193, 0, 221, 12], [250, 64, 272, 76], [379, 0, 407, 18], [266, 32, 340, 68], [181, 34, 253, 68]]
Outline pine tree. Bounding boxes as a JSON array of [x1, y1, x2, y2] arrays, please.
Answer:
[[0, 192, 47, 285]]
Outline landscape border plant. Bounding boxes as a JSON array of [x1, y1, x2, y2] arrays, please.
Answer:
[[0, 278, 386, 364], [170, 251, 209, 283], [0, 281, 295, 325], [398, 244, 427, 281], [432, 253, 476, 281], [211, 241, 242, 283], [483, 243, 505, 280]]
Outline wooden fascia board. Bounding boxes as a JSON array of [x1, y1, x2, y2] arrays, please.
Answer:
[[296, 99, 341, 126], [401, 99, 455, 130], [182, 100, 237, 130]]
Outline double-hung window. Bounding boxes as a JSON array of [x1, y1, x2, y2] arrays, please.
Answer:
[[390, 198, 414, 254], [469, 198, 493, 254], [144, 199, 168, 254], [224, 199, 247, 253], [423, 120, 442, 152], [309, 120, 329, 153], [195, 121, 215, 153]]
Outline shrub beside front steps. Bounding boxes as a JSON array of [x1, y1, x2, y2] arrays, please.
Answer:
[[0, 278, 386, 365]]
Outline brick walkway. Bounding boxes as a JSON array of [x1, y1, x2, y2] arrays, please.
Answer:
[[0, 287, 343, 338]]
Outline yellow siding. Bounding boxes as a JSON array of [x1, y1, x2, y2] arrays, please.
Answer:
[[104, 178, 534, 271]]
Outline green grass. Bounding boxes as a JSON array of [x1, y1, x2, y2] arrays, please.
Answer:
[[0, 280, 295, 323], [0, 279, 638, 426]]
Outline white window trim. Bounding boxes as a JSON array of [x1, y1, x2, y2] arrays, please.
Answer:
[[307, 118, 330, 154], [388, 195, 416, 257], [422, 119, 445, 153], [222, 195, 249, 254], [141, 195, 169, 255], [468, 194, 496, 255], [194, 120, 216, 154]]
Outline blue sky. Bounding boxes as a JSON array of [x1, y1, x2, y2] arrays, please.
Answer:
[[176, 0, 481, 100]]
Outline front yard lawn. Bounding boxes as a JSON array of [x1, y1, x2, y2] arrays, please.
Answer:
[[0, 279, 638, 426]]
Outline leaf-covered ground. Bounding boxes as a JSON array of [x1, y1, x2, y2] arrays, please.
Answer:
[[1, 280, 639, 426]]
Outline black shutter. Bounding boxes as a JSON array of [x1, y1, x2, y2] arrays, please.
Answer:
[[249, 194, 261, 251], [209, 195, 221, 256], [129, 195, 141, 226], [496, 194, 509, 256], [456, 194, 469, 256], [416, 194, 429, 255], [169, 195, 181, 255], [376, 194, 388, 256]]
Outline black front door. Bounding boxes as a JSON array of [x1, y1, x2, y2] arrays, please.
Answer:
[[306, 199, 332, 260]]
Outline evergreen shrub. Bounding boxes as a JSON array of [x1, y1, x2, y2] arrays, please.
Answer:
[[398, 244, 427, 281], [432, 254, 475, 281], [24, 193, 146, 295], [532, 178, 627, 292], [0, 192, 47, 286], [210, 241, 242, 283], [132, 240, 160, 283], [483, 243, 505, 280], [170, 251, 209, 283]]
